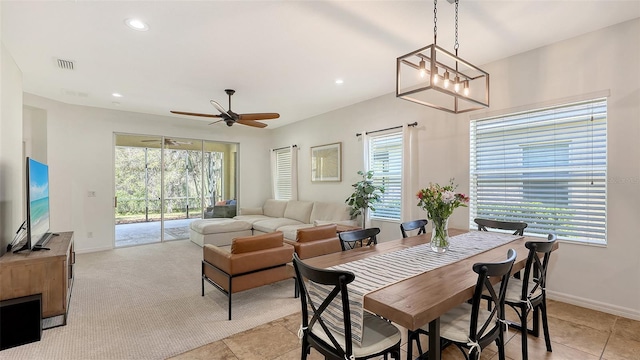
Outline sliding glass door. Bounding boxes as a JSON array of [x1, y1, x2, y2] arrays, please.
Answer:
[[162, 138, 202, 240], [114, 135, 162, 246], [114, 134, 238, 247]]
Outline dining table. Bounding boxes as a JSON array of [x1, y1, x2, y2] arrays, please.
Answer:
[[303, 228, 559, 360]]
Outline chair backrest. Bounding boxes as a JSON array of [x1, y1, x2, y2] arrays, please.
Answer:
[[338, 227, 380, 251], [400, 219, 428, 238], [474, 218, 528, 236], [469, 249, 517, 347], [520, 234, 557, 301], [292, 253, 356, 358]]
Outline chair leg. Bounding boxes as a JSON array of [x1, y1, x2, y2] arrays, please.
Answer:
[[532, 306, 540, 337], [294, 278, 299, 298], [407, 330, 419, 360], [301, 338, 309, 360], [520, 304, 529, 360], [540, 300, 553, 352], [496, 334, 506, 360]]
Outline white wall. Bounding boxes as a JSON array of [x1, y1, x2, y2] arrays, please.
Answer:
[[23, 105, 48, 162], [0, 41, 24, 255], [272, 19, 640, 318], [22, 94, 273, 253]]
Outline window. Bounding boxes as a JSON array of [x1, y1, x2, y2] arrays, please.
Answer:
[[274, 148, 292, 200], [368, 132, 403, 220], [470, 98, 607, 244]]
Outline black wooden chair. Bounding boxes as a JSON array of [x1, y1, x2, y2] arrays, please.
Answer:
[[399, 219, 428, 238], [474, 218, 528, 236], [504, 234, 557, 360], [292, 254, 402, 360], [407, 249, 517, 360], [338, 228, 380, 251]]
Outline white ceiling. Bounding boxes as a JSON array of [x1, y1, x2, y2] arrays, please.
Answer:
[[3, 1, 639, 129]]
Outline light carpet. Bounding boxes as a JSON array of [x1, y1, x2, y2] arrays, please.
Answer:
[[0, 240, 299, 360]]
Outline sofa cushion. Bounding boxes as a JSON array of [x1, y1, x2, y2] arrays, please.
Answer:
[[263, 199, 288, 218], [233, 214, 271, 224], [253, 218, 305, 233], [278, 224, 315, 241], [310, 201, 352, 223], [231, 231, 284, 254], [190, 219, 252, 234], [238, 207, 263, 215], [297, 224, 338, 243], [284, 200, 314, 224], [313, 219, 359, 227]]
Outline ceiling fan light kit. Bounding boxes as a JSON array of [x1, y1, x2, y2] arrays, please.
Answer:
[[396, 0, 489, 114], [170, 89, 279, 128]]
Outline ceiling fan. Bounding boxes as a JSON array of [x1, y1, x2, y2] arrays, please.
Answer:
[[141, 138, 192, 146], [170, 89, 280, 128]]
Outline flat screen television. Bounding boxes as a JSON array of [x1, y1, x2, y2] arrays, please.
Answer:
[[13, 158, 54, 253]]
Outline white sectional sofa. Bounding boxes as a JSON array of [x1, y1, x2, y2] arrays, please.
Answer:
[[189, 199, 355, 246]]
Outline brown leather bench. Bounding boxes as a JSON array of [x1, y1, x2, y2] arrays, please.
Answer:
[[202, 231, 295, 320]]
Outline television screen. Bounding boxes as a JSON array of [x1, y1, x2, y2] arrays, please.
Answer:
[[27, 158, 51, 249]]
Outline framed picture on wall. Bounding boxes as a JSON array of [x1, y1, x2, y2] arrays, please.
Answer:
[[311, 142, 341, 182]]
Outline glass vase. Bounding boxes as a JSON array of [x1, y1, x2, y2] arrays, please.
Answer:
[[430, 217, 450, 253]]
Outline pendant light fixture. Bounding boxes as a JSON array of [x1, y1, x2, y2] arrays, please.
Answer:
[[396, 0, 489, 113]]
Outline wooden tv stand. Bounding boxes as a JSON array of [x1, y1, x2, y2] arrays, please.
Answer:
[[0, 231, 75, 326]]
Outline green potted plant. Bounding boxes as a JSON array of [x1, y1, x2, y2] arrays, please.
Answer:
[[345, 170, 385, 228]]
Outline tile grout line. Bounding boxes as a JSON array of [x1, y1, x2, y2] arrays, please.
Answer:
[[598, 316, 617, 360]]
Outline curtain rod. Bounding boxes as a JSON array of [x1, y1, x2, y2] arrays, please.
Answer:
[[272, 144, 297, 151], [356, 122, 417, 137]]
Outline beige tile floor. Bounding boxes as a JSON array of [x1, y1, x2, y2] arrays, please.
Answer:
[[170, 299, 640, 360]]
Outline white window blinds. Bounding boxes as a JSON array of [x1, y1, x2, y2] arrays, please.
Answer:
[[470, 98, 607, 244], [274, 148, 292, 200], [369, 132, 403, 220]]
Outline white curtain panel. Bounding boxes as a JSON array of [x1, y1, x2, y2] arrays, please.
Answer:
[[290, 145, 298, 200], [361, 131, 371, 228], [269, 148, 277, 199], [401, 123, 419, 222]]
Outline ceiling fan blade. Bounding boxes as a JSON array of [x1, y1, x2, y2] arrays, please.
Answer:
[[170, 110, 221, 118], [210, 100, 231, 117], [237, 119, 268, 128], [237, 113, 280, 121]]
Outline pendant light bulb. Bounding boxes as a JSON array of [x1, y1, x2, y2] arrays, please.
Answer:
[[443, 70, 450, 88], [432, 66, 439, 84], [419, 59, 426, 78], [454, 76, 461, 93], [463, 80, 470, 96]]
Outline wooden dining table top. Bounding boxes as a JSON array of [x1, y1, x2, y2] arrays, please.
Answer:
[[303, 228, 559, 331]]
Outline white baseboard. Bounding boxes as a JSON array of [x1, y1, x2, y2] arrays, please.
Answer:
[[547, 290, 640, 321], [75, 245, 113, 254]]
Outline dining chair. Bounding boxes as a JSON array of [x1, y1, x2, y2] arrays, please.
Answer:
[[399, 219, 428, 238], [504, 234, 557, 360], [407, 249, 517, 360], [474, 218, 528, 236], [292, 253, 402, 360], [338, 228, 380, 251]]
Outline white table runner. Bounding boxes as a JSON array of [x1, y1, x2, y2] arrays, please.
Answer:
[[307, 231, 522, 346]]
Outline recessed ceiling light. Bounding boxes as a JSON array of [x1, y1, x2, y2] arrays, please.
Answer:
[[335, 79, 344, 85], [125, 18, 149, 31], [112, 93, 123, 98]]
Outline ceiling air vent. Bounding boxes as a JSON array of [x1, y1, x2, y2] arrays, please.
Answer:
[[56, 58, 75, 70]]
